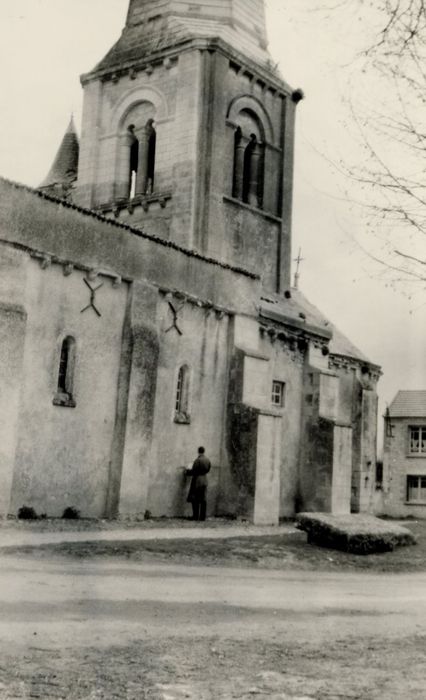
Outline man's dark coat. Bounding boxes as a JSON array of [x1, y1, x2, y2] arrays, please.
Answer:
[[186, 454, 211, 503]]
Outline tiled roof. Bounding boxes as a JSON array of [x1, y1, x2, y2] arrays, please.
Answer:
[[388, 391, 426, 418], [40, 117, 79, 189], [260, 288, 378, 366]]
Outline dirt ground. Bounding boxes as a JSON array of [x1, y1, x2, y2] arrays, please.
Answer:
[[0, 518, 426, 699], [5, 517, 426, 573]]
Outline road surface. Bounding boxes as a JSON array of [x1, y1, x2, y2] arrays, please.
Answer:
[[0, 553, 425, 698]]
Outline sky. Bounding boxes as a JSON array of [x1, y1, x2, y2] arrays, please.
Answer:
[[0, 0, 425, 445]]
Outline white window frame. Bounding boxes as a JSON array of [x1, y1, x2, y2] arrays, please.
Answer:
[[271, 380, 285, 408], [408, 426, 426, 455], [406, 475, 426, 503]]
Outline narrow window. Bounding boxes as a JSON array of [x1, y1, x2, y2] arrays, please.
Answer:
[[271, 381, 285, 408], [135, 119, 157, 197], [128, 124, 139, 199], [375, 461, 383, 488], [232, 127, 244, 200], [175, 367, 184, 412], [175, 365, 190, 423], [242, 135, 256, 204], [53, 336, 76, 407], [146, 119, 156, 194]]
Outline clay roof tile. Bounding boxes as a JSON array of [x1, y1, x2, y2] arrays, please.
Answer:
[[388, 391, 426, 418]]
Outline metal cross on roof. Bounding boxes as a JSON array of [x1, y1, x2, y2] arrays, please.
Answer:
[[294, 247, 304, 290]]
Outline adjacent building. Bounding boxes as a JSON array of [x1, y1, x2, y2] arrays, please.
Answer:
[[382, 391, 426, 517]]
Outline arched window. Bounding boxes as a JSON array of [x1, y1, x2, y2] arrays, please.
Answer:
[[53, 336, 76, 407], [232, 109, 265, 209], [130, 120, 157, 199], [243, 134, 257, 205], [174, 365, 190, 423], [128, 125, 139, 199], [116, 101, 157, 201], [232, 127, 244, 200], [146, 119, 156, 194]]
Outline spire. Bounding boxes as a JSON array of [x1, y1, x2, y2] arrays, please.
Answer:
[[88, 0, 270, 78], [39, 116, 79, 198]]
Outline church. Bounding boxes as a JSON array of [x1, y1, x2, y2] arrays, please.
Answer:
[[0, 0, 381, 524]]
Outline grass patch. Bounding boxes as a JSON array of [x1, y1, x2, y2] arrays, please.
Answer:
[[4, 519, 426, 573], [297, 513, 417, 554]]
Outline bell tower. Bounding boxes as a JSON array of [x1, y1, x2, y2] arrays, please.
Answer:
[[75, 0, 302, 292]]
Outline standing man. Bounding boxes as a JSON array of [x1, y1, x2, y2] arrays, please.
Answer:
[[185, 446, 211, 521]]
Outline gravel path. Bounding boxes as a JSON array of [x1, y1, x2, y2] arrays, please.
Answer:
[[0, 521, 297, 548]]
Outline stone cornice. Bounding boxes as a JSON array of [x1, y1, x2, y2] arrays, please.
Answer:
[[81, 36, 294, 97], [259, 306, 333, 341]]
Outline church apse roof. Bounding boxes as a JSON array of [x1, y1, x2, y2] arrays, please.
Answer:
[[86, 0, 274, 79], [260, 288, 379, 368]]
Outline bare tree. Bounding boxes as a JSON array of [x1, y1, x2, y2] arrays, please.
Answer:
[[311, 1, 426, 286]]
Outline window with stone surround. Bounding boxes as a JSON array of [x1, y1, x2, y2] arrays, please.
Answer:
[[232, 109, 265, 209], [128, 125, 139, 198], [53, 336, 76, 408], [145, 119, 156, 193], [174, 365, 191, 423], [271, 380, 285, 408], [407, 475, 426, 502], [409, 426, 426, 455], [116, 100, 157, 201], [127, 119, 156, 199]]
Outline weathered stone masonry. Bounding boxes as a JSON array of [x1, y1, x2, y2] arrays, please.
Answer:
[[0, 0, 381, 522]]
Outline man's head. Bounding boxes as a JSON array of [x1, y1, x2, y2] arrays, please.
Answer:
[[198, 446, 205, 454]]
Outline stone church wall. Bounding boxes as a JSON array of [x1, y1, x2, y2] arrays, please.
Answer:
[[0, 181, 258, 316], [7, 256, 128, 518], [222, 318, 305, 520], [0, 246, 28, 518], [0, 178, 259, 518], [146, 299, 232, 517], [258, 334, 305, 517]]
